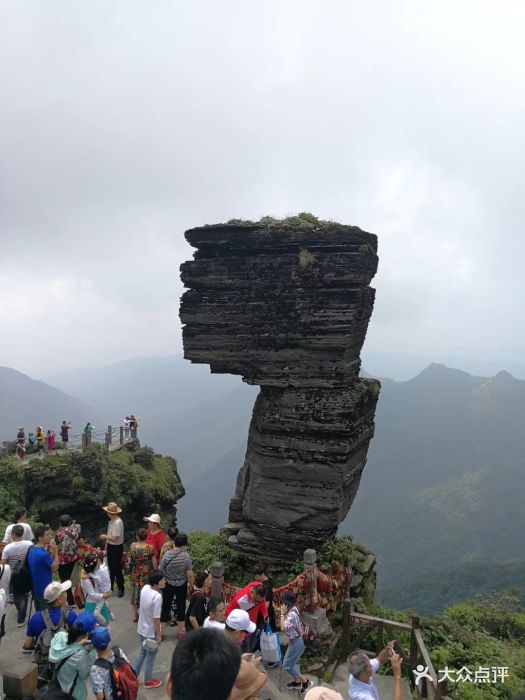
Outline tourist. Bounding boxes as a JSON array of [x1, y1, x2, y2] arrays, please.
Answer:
[[229, 656, 268, 700], [16, 426, 25, 458], [167, 627, 241, 700], [185, 570, 212, 632], [129, 415, 138, 439], [2, 506, 34, 544], [99, 501, 125, 597], [224, 609, 256, 646], [280, 591, 312, 694], [0, 524, 32, 624], [84, 422, 94, 434], [49, 611, 98, 700], [27, 525, 59, 610], [253, 562, 276, 631], [129, 527, 156, 623], [143, 513, 166, 561], [225, 581, 268, 628], [159, 525, 178, 559], [120, 416, 130, 439], [348, 642, 399, 700], [47, 430, 56, 451], [81, 554, 111, 626], [134, 569, 165, 689], [203, 598, 226, 631], [36, 426, 46, 453], [92, 555, 113, 620], [22, 581, 77, 652], [56, 514, 81, 607], [159, 532, 193, 633], [2, 506, 33, 603], [60, 421, 72, 450], [89, 627, 132, 700]]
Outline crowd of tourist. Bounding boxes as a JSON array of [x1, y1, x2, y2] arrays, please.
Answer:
[[0, 502, 405, 700], [13, 416, 139, 458]]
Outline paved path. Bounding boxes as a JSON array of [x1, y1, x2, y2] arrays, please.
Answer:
[[0, 596, 412, 699]]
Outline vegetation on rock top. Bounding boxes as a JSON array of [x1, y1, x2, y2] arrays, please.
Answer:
[[0, 445, 184, 540]]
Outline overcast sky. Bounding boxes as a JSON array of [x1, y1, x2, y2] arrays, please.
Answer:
[[1, 1, 524, 377]]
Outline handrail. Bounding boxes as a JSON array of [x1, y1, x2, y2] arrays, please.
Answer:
[[350, 611, 412, 631], [342, 605, 448, 699]]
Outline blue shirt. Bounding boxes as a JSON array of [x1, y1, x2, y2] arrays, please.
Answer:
[[27, 546, 53, 599], [27, 608, 77, 639]]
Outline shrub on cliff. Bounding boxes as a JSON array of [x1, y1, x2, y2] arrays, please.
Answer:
[[0, 445, 184, 541], [188, 530, 245, 584]]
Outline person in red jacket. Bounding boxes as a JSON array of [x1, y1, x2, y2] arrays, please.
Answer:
[[225, 581, 268, 626], [143, 514, 166, 561]]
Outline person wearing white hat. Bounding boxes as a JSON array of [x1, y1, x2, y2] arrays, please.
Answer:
[[100, 502, 125, 597], [224, 609, 256, 646], [144, 514, 166, 562], [22, 581, 77, 652]]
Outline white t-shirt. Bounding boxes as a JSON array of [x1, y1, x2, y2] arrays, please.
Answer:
[[138, 585, 162, 639], [0, 564, 11, 595], [94, 562, 111, 593], [2, 540, 32, 567], [106, 517, 124, 546], [203, 617, 225, 632], [2, 523, 34, 545]]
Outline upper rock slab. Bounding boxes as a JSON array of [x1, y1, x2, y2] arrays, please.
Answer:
[[180, 216, 378, 387]]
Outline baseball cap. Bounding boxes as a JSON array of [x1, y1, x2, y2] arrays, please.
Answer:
[[44, 581, 72, 602], [75, 612, 98, 633], [226, 609, 256, 633], [90, 627, 111, 650]]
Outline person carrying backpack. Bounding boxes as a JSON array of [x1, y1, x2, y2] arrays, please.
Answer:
[[49, 611, 98, 700], [22, 581, 77, 654], [90, 627, 138, 700]]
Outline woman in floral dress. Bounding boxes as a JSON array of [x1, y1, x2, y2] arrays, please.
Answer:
[[128, 528, 157, 622]]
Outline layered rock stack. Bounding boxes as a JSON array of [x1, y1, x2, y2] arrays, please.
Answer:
[[180, 214, 380, 566]]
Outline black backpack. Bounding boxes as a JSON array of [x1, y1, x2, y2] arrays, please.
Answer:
[[15, 545, 34, 594]]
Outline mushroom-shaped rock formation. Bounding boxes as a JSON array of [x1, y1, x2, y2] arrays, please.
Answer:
[[180, 214, 380, 565]]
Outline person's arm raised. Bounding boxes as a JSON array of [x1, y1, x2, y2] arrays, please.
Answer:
[[390, 654, 403, 700]]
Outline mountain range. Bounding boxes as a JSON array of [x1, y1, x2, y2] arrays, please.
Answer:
[[1, 354, 523, 613]]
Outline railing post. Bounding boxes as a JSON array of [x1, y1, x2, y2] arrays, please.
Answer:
[[410, 615, 420, 679], [303, 548, 317, 613], [82, 433, 87, 452], [210, 560, 224, 601], [119, 427, 124, 445], [44, 436, 49, 452], [340, 597, 352, 661], [107, 426, 112, 445]]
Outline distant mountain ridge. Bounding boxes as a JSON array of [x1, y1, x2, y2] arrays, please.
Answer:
[[4, 354, 523, 612], [0, 366, 95, 441]]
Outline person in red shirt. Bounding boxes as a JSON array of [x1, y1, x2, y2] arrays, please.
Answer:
[[225, 581, 268, 626], [143, 514, 166, 561]]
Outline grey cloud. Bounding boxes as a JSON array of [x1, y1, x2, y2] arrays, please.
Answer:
[[0, 1, 524, 374]]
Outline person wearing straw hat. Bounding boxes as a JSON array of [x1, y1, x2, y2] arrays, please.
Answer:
[[143, 513, 166, 562], [100, 502, 125, 598]]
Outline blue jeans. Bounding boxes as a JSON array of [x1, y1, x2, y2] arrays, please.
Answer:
[[134, 636, 159, 682], [284, 637, 305, 680]]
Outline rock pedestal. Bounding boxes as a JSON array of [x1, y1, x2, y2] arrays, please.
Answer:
[[179, 215, 380, 565]]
